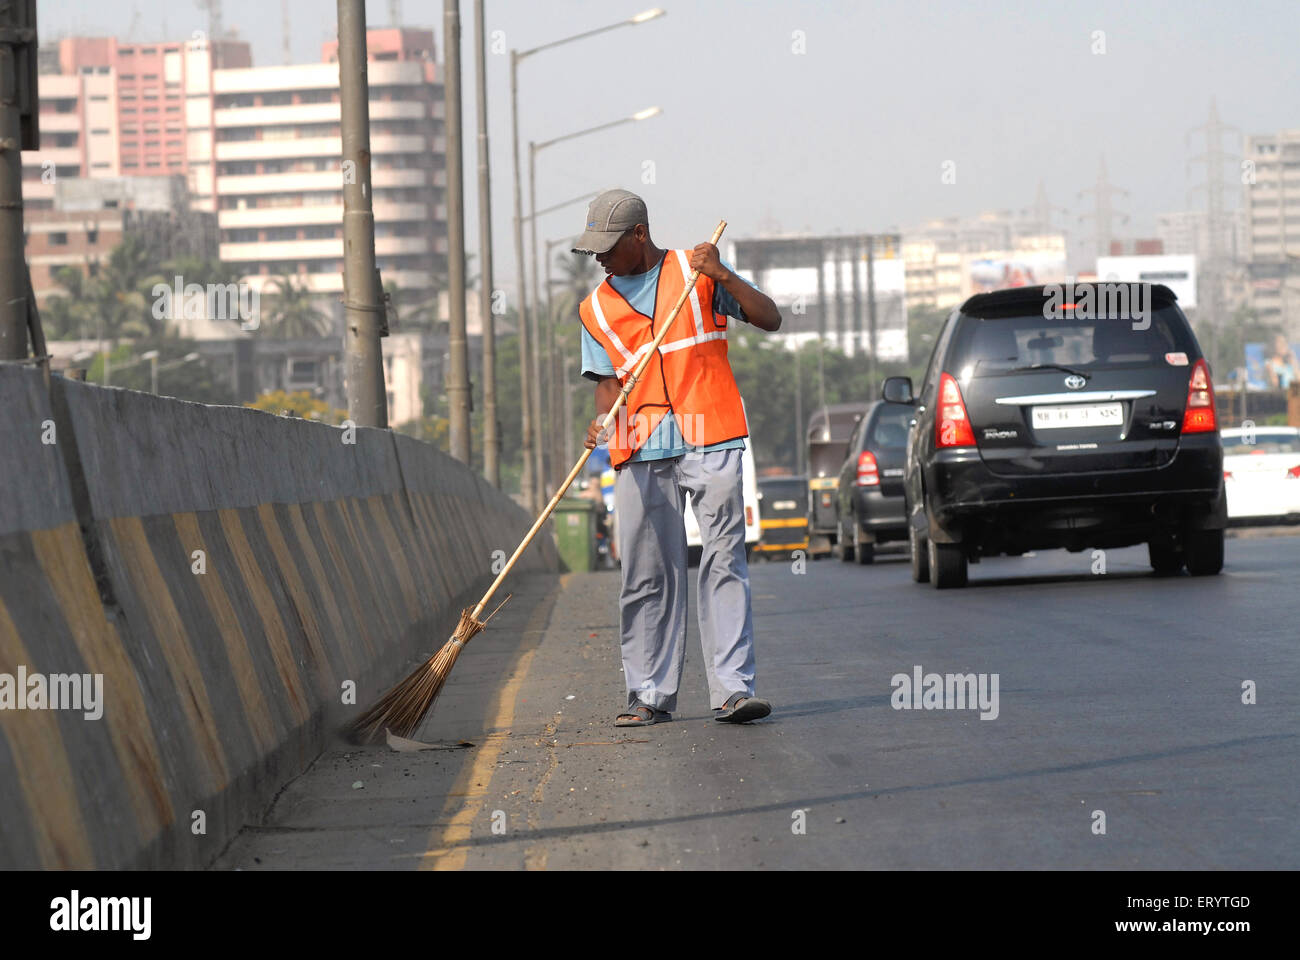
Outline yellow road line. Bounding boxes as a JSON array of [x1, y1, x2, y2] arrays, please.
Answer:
[[418, 575, 565, 871]]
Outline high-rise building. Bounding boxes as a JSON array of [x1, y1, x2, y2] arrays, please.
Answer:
[[1243, 129, 1300, 333], [24, 28, 446, 326], [26, 176, 216, 308], [24, 35, 251, 211], [1156, 209, 1248, 264], [212, 29, 446, 321]]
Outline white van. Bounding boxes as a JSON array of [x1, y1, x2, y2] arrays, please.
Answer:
[[608, 407, 761, 565], [685, 415, 761, 562]]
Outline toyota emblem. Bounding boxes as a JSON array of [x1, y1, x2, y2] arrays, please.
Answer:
[[1064, 375, 1086, 390]]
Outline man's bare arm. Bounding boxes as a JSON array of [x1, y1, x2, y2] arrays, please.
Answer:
[[689, 242, 782, 331], [584, 375, 621, 449]]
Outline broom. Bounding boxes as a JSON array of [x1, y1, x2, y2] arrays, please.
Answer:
[[345, 219, 729, 744]]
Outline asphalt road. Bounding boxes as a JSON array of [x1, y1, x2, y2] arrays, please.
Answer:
[[215, 530, 1299, 870]]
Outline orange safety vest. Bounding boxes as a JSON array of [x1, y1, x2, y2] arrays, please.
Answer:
[[579, 250, 749, 469]]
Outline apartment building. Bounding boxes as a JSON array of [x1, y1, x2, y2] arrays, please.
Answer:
[[212, 29, 447, 327], [24, 29, 446, 325], [1243, 129, 1300, 333], [23, 35, 250, 212], [1156, 208, 1248, 264], [26, 176, 217, 307]]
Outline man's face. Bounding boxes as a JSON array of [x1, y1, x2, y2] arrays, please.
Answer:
[[595, 224, 646, 276]]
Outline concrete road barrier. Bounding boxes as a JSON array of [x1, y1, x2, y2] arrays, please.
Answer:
[[0, 367, 559, 869]]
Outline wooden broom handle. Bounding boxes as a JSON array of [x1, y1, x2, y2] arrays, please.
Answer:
[[471, 219, 728, 619]]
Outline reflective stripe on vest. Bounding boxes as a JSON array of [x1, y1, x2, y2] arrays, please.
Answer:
[[578, 250, 748, 467]]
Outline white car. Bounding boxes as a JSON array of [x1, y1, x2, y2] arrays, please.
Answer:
[[1221, 426, 1300, 525], [684, 437, 761, 561]]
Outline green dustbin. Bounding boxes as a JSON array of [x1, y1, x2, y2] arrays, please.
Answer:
[[553, 498, 598, 572]]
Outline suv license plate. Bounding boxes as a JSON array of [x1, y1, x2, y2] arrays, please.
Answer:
[[1031, 402, 1123, 429]]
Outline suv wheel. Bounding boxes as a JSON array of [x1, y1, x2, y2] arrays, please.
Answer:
[[928, 537, 968, 589], [1147, 539, 1184, 576], [854, 524, 874, 565], [909, 522, 930, 583], [1185, 528, 1224, 576]]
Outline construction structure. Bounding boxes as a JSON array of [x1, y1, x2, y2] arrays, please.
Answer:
[[728, 233, 908, 364]]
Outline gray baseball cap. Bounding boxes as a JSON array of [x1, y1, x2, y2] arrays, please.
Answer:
[[572, 189, 648, 255]]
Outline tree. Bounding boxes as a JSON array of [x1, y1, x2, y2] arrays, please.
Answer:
[[263, 271, 329, 339], [44, 265, 98, 340], [96, 234, 170, 340], [48, 234, 172, 343], [246, 389, 346, 424], [85, 337, 235, 405]]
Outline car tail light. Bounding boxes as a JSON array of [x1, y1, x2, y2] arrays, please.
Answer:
[[1224, 469, 1233, 480], [1286, 465, 1300, 480], [936, 373, 976, 447], [1181, 359, 1217, 433], [856, 450, 880, 486], [745, 505, 754, 525]]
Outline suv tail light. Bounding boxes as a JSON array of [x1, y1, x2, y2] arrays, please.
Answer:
[[1181, 359, 1217, 434], [856, 450, 880, 486], [1286, 465, 1300, 480], [936, 372, 976, 447]]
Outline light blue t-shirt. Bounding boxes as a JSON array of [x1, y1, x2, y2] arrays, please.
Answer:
[[580, 257, 755, 463]]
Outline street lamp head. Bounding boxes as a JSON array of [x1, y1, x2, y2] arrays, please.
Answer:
[[631, 8, 666, 23], [632, 106, 662, 121], [183, 352, 201, 362], [140, 350, 160, 360]]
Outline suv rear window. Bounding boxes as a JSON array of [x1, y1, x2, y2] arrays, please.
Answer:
[[869, 406, 912, 448], [947, 305, 1197, 376]]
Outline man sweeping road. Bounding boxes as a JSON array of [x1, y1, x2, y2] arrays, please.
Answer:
[[574, 189, 783, 726]]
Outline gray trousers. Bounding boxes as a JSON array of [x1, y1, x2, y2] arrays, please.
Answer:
[[614, 447, 756, 712]]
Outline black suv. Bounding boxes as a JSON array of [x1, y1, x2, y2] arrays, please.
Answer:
[[884, 283, 1226, 588], [834, 399, 913, 564]]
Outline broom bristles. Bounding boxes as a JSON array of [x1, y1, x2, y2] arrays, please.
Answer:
[[344, 608, 485, 744]]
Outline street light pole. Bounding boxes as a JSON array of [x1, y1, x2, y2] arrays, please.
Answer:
[[544, 235, 574, 492], [509, 52, 536, 509], [509, 8, 665, 508], [528, 139, 546, 494], [473, 0, 499, 486], [444, 0, 471, 463], [0, 0, 35, 361], [527, 107, 660, 493], [338, 0, 387, 427]]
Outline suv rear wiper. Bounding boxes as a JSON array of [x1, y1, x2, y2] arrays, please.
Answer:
[[1007, 363, 1092, 380]]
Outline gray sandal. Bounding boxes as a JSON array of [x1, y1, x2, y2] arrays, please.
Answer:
[[714, 691, 772, 723], [615, 703, 671, 727]]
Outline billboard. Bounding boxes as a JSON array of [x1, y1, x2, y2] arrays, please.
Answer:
[[1243, 338, 1300, 391], [1096, 254, 1198, 308], [963, 252, 1067, 297], [728, 235, 907, 362]]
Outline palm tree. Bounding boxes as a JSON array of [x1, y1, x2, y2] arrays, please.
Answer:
[[45, 266, 98, 340], [550, 250, 601, 325], [96, 234, 169, 340], [263, 271, 329, 339]]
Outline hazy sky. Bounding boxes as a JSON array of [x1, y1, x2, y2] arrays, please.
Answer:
[[43, 0, 1300, 286]]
